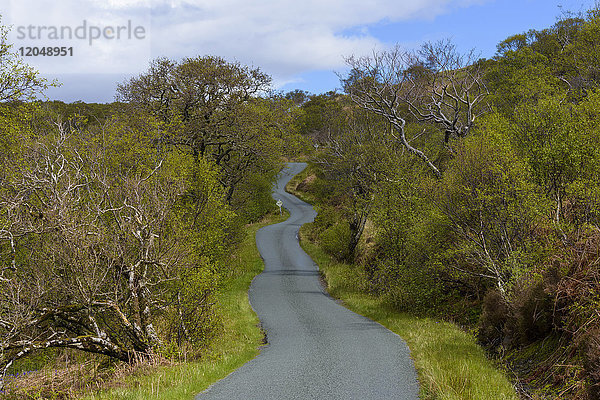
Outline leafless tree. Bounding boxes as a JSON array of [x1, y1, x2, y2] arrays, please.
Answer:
[[343, 39, 489, 178]]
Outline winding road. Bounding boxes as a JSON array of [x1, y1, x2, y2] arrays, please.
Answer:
[[196, 163, 419, 399]]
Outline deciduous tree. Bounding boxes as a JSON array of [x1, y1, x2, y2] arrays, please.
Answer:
[[343, 40, 489, 178], [0, 18, 54, 102], [0, 115, 231, 386]]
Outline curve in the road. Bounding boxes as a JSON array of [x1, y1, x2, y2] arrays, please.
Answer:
[[196, 162, 420, 400]]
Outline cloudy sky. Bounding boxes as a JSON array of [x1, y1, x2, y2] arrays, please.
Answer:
[[0, 0, 596, 103]]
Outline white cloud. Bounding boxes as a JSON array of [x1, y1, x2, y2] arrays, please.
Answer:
[[2, 0, 151, 74], [145, 0, 485, 84], [1, 0, 488, 90]]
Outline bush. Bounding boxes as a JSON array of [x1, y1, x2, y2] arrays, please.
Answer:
[[320, 221, 352, 261], [505, 274, 555, 347], [311, 205, 342, 235], [232, 173, 277, 223], [376, 259, 446, 315], [478, 290, 509, 349]]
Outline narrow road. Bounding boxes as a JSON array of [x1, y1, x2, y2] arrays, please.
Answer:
[[196, 163, 419, 399]]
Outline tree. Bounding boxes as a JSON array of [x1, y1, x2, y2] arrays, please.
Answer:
[[116, 56, 290, 214], [116, 56, 271, 161], [284, 89, 310, 106], [0, 17, 54, 102], [508, 93, 600, 226], [559, 8, 600, 97], [434, 118, 546, 298], [296, 92, 346, 148], [215, 96, 290, 207], [316, 103, 395, 259], [0, 114, 232, 385], [343, 40, 489, 178]]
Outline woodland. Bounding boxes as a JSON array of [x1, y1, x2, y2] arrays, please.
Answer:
[[2, 6, 600, 399]]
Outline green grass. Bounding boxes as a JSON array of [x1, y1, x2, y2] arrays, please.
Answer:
[[284, 163, 318, 205], [299, 227, 519, 400], [81, 210, 289, 400]]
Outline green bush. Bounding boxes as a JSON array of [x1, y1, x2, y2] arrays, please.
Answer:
[[375, 259, 446, 314], [312, 205, 341, 232], [232, 173, 277, 223], [320, 221, 352, 261]]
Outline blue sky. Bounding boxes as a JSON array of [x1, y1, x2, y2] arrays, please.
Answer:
[[1, 0, 596, 103], [283, 0, 596, 94]]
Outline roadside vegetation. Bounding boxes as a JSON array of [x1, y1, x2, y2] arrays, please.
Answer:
[[80, 211, 288, 400], [301, 228, 517, 399], [287, 167, 518, 400], [0, 18, 305, 398]]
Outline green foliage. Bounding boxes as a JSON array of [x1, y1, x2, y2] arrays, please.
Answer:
[[232, 173, 276, 223], [367, 168, 450, 314], [486, 7, 600, 109], [0, 103, 36, 155], [174, 156, 236, 262], [320, 221, 352, 261], [0, 104, 237, 385], [299, 5, 600, 397], [485, 46, 563, 112], [116, 57, 297, 223], [0, 17, 56, 102], [436, 116, 548, 294], [508, 93, 600, 225], [295, 91, 345, 141], [299, 225, 519, 400], [309, 204, 342, 239], [79, 211, 288, 400]]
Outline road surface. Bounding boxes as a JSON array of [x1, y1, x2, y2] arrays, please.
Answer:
[[196, 162, 419, 399]]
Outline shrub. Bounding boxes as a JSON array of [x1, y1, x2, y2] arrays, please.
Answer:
[[505, 274, 555, 347], [320, 221, 352, 261], [478, 290, 509, 349], [233, 173, 277, 223]]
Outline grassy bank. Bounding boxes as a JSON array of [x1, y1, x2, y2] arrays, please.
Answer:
[[81, 210, 288, 400]]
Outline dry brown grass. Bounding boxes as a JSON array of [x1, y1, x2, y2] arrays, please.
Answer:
[[1, 353, 174, 399]]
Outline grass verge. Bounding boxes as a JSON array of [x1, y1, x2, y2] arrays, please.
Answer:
[[80, 210, 288, 400], [285, 163, 318, 205]]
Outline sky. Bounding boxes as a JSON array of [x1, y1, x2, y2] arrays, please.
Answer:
[[0, 0, 597, 103]]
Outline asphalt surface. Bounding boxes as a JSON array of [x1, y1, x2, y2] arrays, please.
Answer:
[[196, 162, 419, 399]]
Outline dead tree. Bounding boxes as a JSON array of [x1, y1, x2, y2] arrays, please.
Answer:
[[343, 39, 489, 178]]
